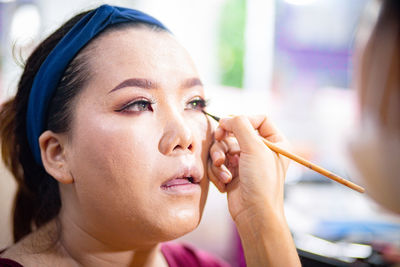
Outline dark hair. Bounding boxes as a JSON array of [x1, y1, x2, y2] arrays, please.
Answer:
[[0, 8, 166, 242]]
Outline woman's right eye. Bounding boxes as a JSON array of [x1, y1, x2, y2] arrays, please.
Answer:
[[116, 99, 153, 113]]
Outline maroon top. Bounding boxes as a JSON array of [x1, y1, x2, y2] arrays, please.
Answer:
[[0, 242, 230, 267], [0, 258, 23, 267]]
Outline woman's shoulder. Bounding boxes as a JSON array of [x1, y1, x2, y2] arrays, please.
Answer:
[[0, 249, 24, 267], [161, 242, 231, 267], [0, 230, 57, 267], [0, 244, 31, 267], [0, 257, 23, 267], [2, 242, 232, 267]]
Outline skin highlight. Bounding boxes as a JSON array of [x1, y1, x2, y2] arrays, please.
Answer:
[[3, 27, 212, 267], [1, 21, 302, 267]]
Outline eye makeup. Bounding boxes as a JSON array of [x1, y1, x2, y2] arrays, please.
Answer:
[[186, 97, 208, 111], [115, 97, 155, 113], [114, 95, 208, 114]]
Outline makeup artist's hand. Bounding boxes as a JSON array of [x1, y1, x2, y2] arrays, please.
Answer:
[[208, 115, 290, 221], [207, 115, 301, 267]]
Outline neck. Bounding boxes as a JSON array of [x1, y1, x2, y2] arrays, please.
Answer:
[[53, 214, 167, 267]]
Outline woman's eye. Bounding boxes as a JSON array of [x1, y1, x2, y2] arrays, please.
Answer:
[[187, 98, 207, 111], [117, 100, 153, 113]]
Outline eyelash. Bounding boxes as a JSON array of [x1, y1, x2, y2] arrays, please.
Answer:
[[186, 97, 208, 111], [116, 98, 154, 113], [116, 97, 208, 113]]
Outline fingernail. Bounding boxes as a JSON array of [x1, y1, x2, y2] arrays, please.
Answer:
[[212, 151, 220, 161], [219, 164, 231, 183], [212, 152, 224, 167], [220, 171, 231, 183]]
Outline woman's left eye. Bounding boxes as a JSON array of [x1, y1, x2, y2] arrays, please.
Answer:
[[186, 98, 207, 111], [116, 99, 153, 113]]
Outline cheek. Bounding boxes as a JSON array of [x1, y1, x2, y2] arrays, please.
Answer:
[[192, 115, 213, 160], [69, 113, 160, 194], [64, 109, 212, 241], [67, 113, 167, 228]]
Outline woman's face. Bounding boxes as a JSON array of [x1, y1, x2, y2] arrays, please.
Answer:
[[61, 27, 212, 247]]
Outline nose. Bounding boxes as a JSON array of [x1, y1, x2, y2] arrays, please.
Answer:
[[158, 113, 195, 155]]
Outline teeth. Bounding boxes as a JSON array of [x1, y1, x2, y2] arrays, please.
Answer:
[[187, 177, 194, 183]]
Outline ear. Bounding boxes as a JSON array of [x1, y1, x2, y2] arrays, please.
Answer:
[[39, 130, 74, 184]]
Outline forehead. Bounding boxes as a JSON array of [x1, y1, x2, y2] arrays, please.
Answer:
[[87, 27, 198, 82]]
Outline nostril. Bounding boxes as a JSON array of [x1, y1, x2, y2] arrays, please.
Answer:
[[160, 127, 194, 155], [173, 144, 192, 151]]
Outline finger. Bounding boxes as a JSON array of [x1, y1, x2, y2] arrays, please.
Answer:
[[246, 116, 292, 155], [207, 157, 233, 184], [210, 137, 240, 166], [225, 153, 240, 177], [218, 116, 264, 153], [225, 115, 283, 142], [247, 116, 292, 157], [207, 160, 227, 193], [212, 162, 232, 184], [210, 141, 226, 167], [222, 136, 240, 155], [215, 126, 226, 141], [246, 115, 284, 143]]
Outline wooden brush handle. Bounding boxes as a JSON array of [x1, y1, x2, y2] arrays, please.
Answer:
[[261, 138, 365, 193]]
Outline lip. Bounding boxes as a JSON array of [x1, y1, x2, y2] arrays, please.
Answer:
[[161, 164, 202, 194]]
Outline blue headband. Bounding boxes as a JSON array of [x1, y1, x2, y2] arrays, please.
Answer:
[[26, 5, 168, 165]]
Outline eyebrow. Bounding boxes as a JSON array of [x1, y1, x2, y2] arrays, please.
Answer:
[[181, 77, 203, 88], [108, 77, 203, 93]]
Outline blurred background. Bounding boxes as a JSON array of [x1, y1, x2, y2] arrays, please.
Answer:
[[1, 0, 399, 266]]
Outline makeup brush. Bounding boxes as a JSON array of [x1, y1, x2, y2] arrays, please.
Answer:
[[203, 110, 365, 193]]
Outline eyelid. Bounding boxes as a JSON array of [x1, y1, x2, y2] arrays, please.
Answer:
[[189, 96, 207, 103], [186, 96, 208, 110], [115, 97, 155, 112]]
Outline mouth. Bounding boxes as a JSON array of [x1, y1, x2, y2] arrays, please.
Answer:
[[160, 166, 202, 193], [161, 177, 197, 188]]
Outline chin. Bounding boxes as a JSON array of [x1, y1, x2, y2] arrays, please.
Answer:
[[156, 203, 204, 241]]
